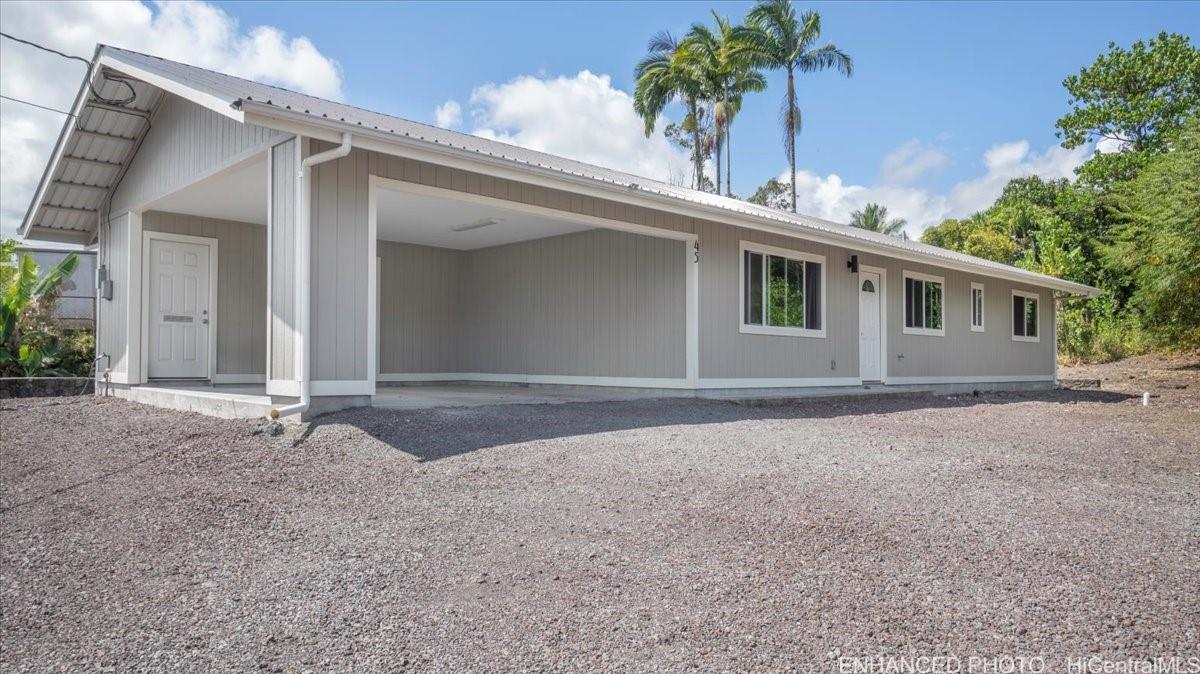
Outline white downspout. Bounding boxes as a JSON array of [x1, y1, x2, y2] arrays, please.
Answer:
[[270, 132, 353, 419]]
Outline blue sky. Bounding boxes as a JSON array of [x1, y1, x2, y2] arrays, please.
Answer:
[[212, 1, 1193, 201], [1, 1, 1194, 239]]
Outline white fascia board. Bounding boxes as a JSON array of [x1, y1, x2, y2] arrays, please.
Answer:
[[242, 102, 1100, 298], [98, 51, 244, 123]]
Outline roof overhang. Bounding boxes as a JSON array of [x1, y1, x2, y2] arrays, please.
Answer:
[[21, 46, 1100, 298], [18, 47, 233, 245], [242, 100, 1101, 297]]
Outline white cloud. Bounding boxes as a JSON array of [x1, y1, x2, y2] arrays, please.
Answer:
[[787, 139, 1092, 238], [434, 100, 462, 129], [466, 70, 690, 185], [879, 139, 949, 186], [0, 0, 342, 238]]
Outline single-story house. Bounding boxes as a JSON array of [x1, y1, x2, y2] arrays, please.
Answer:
[[19, 45, 1099, 419]]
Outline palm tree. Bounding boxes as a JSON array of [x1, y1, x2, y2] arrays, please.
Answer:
[[849, 203, 907, 237], [634, 31, 708, 190], [681, 13, 766, 196], [738, 0, 853, 211]]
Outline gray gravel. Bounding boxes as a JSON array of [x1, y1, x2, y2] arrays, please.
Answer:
[[2, 382, 1198, 672]]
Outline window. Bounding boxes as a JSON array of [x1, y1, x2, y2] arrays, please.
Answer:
[[903, 271, 945, 336], [740, 242, 824, 337], [970, 282, 985, 332], [861, 279, 875, 293], [1012, 290, 1039, 342]]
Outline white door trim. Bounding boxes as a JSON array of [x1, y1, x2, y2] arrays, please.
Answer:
[[859, 264, 887, 383], [141, 230, 219, 381]]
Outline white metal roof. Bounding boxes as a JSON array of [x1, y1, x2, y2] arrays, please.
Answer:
[[22, 45, 1099, 296]]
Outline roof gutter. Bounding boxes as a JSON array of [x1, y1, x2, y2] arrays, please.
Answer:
[[240, 100, 1100, 298], [269, 131, 353, 420]]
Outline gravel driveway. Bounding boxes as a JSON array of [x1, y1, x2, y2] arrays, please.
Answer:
[[2, 374, 1198, 671]]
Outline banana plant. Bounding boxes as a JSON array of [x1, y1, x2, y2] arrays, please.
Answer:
[[0, 250, 79, 376]]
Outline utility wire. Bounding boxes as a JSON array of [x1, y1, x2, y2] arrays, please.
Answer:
[[0, 93, 75, 116], [0, 31, 90, 65], [0, 31, 136, 105]]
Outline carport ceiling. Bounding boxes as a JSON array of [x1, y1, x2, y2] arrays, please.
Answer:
[[376, 188, 591, 250]]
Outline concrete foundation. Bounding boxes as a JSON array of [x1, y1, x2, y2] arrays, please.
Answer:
[[102, 379, 1057, 420]]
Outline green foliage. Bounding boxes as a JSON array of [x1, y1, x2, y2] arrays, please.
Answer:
[[921, 214, 1020, 264], [747, 177, 792, 211], [849, 203, 907, 237], [1056, 32, 1200, 186], [634, 32, 710, 190], [679, 12, 766, 195], [1100, 116, 1200, 349], [0, 249, 85, 377], [735, 0, 852, 211]]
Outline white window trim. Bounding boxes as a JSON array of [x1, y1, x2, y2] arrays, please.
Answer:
[[1012, 289, 1041, 343], [970, 282, 985, 332], [738, 240, 826, 339], [902, 270, 946, 337]]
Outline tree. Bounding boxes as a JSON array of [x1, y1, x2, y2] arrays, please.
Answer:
[[849, 203, 907, 237], [681, 13, 766, 195], [634, 32, 709, 191], [0, 249, 79, 377], [921, 214, 1020, 264], [737, 0, 852, 211], [1056, 32, 1200, 186], [1101, 116, 1200, 347], [747, 178, 792, 211]]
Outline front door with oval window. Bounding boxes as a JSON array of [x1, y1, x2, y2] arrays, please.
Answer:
[[858, 272, 882, 381]]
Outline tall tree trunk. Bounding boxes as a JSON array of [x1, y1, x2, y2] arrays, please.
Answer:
[[689, 98, 704, 191], [714, 122, 722, 194], [720, 118, 729, 195], [787, 69, 797, 213]]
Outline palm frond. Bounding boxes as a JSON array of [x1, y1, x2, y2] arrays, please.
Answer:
[[798, 43, 854, 76]]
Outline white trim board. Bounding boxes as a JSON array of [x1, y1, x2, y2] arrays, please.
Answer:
[[378, 373, 693, 389], [885, 375, 1054, 385], [212, 374, 266, 384], [311, 380, 373, 396], [377, 373, 863, 390]]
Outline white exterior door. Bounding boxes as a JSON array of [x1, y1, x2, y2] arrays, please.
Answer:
[[858, 271, 882, 381], [148, 237, 212, 379]]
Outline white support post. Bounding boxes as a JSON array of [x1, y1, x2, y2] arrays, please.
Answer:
[[126, 210, 143, 383], [686, 236, 700, 387]]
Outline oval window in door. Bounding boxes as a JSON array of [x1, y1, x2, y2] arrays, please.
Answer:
[[861, 279, 875, 293]]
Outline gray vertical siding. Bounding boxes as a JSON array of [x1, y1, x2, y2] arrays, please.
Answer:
[[377, 241, 463, 373], [377, 230, 684, 378], [97, 214, 129, 375], [855, 253, 1056, 379], [111, 94, 284, 214], [143, 211, 266, 376], [309, 149, 371, 382], [459, 230, 685, 377], [269, 139, 297, 381], [306, 146, 1057, 388], [696, 221, 857, 379]]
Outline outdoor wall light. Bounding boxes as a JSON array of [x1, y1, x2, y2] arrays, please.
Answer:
[[847, 254, 859, 273]]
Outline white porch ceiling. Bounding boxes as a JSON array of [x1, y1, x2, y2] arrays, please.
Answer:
[[376, 188, 591, 250], [144, 153, 267, 225]]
